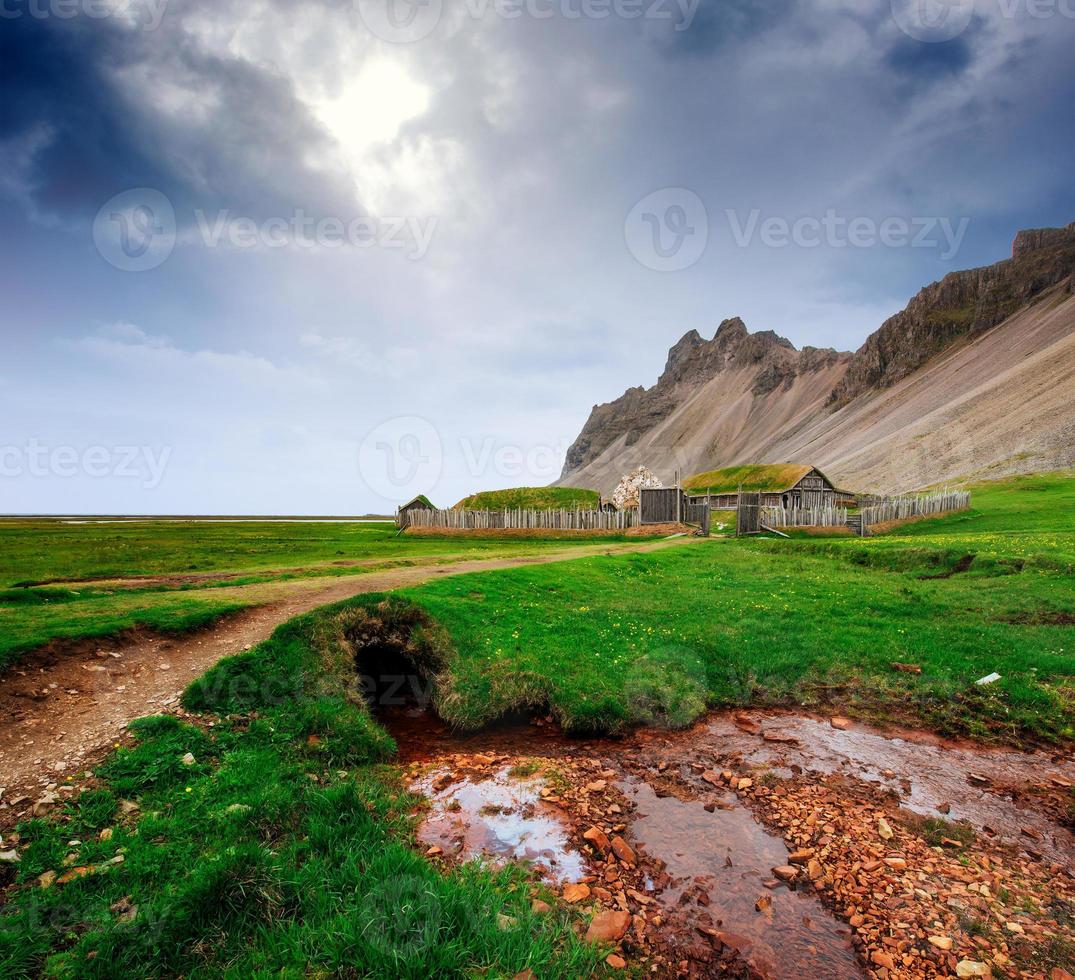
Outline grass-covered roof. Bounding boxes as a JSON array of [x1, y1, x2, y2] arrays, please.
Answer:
[[683, 464, 819, 495], [401, 494, 436, 509], [453, 486, 600, 510]]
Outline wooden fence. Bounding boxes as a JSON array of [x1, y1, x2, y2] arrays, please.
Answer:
[[860, 489, 971, 526], [761, 502, 850, 528], [639, 487, 685, 524], [736, 492, 762, 536], [399, 507, 639, 531]]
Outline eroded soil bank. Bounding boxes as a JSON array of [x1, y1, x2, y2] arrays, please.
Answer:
[[387, 706, 1075, 979]]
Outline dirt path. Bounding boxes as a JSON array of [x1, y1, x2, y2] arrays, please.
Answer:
[[0, 537, 691, 812]]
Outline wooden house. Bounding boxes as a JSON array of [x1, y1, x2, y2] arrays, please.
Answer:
[[682, 464, 854, 509]]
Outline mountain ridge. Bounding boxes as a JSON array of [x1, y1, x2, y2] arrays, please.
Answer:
[[558, 221, 1075, 493]]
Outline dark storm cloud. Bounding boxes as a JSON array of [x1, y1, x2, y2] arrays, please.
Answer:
[[0, 10, 354, 226]]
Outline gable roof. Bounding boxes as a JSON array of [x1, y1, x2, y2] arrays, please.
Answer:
[[683, 464, 833, 495], [399, 494, 436, 510]]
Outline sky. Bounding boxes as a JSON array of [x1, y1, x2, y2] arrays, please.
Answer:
[[1, 0, 1073, 514]]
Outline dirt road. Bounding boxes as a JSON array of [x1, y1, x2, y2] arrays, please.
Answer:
[[0, 537, 691, 813]]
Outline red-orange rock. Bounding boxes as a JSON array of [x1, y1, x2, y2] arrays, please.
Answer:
[[586, 909, 631, 943]]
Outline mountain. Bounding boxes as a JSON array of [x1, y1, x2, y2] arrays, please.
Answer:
[[558, 222, 1075, 494]]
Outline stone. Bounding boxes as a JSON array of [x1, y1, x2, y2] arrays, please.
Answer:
[[737, 778, 753, 791], [583, 826, 611, 853], [610, 836, 636, 864], [605, 953, 626, 969], [871, 951, 895, 969], [956, 962, 989, 978], [562, 883, 591, 903], [755, 894, 771, 912], [0, 850, 20, 864], [772, 865, 798, 881], [531, 899, 551, 914], [585, 909, 631, 943], [830, 716, 851, 730], [788, 849, 813, 864], [883, 857, 907, 870], [181, 752, 196, 766], [928, 936, 953, 950], [496, 913, 517, 931], [38, 870, 56, 888], [877, 817, 893, 840]]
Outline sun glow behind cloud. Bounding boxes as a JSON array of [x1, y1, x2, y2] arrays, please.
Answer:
[[313, 60, 431, 155]]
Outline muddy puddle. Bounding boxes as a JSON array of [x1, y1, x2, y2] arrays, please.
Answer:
[[623, 778, 862, 978], [412, 764, 585, 883]]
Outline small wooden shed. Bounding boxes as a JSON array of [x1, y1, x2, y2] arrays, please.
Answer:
[[397, 494, 436, 526]]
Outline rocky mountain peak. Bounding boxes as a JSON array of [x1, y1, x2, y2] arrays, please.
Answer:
[[662, 329, 705, 377], [1011, 222, 1075, 259]]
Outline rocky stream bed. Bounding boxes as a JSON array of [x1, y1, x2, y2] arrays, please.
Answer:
[[389, 707, 1075, 979]]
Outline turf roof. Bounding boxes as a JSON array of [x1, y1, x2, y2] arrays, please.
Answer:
[[683, 464, 821, 494]]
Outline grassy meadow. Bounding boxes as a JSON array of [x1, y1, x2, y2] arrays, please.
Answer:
[[0, 519, 644, 669], [0, 602, 607, 979], [404, 473, 1075, 741], [2, 472, 1074, 976]]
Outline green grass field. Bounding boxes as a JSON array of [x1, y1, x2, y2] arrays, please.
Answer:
[[0, 520, 645, 669], [0, 603, 607, 979], [393, 472, 1075, 741], [3, 472, 1074, 977]]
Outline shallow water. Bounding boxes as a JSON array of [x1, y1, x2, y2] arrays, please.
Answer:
[[413, 765, 586, 883], [622, 778, 864, 979]]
